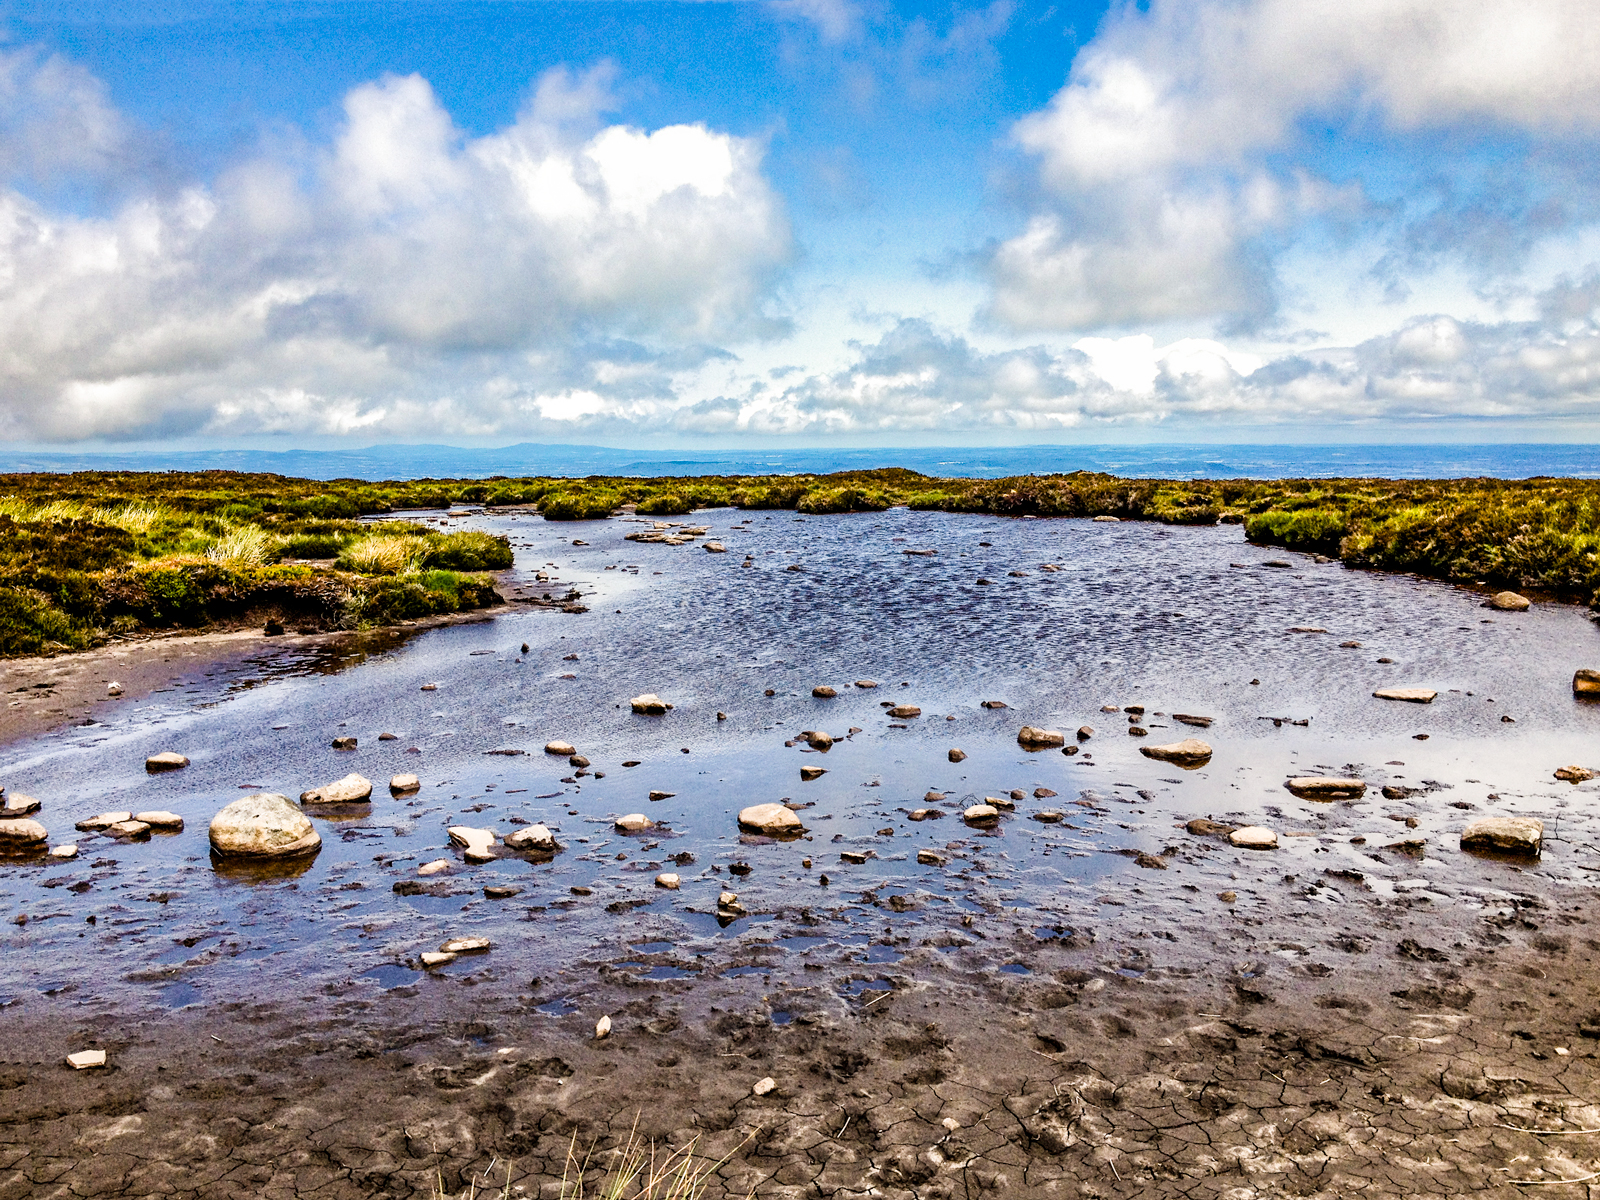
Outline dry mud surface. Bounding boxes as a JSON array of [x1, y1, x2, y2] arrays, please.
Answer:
[[4, 507, 1600, 1197]]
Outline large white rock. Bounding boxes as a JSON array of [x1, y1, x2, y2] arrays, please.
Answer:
[[301, 773, 373, 805], [738, 803, 803, 836], [1141, 738, 1214, 767], [1017, 726, 1066, 748], [0, 818, 47, 850], [1462, 817, 1543, 856], [615, 813, 653, 833], [209, 794, 321, 858], [504, 823, 557, 852], [0, 793, 40, 817], [1373, 688, 1436, 703], [389, 774, 422, 794], [447, 826, 497, 863], [545, 740, 577, 756], [963, 804, 1000, 825]]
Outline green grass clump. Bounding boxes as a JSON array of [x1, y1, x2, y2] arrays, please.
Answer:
[[541, 490, 619, 521], [1244, 508, 1349, 555], [337, 534, 428, 575], [636, 492, 690, 516], [0, 586, 92, 655], [419, 530, 514, 571], [797, 485, 892, 514], [276, 534, 345, 560]]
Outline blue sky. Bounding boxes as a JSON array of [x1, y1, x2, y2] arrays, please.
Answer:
[[1, 0, 1598, 446]]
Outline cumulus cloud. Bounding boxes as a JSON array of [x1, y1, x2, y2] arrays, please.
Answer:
[[990, 0, 1600, 332], [0, 59, 789, 440]]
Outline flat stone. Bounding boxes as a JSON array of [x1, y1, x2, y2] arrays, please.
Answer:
[[545, 740, 577, 756], [800, 766, 826, 781], [209, 794, 321, 858], [704, 541, 726, 553], [655, 872, 681, 889], [1555, 765, 1596, 783], [0, 818, 48, 849], [648, 790, 675, 800], [812, 685, 837, 698], [48, 844, 77, 859], [1487, 591, 1531, 611], [440, 936, 491, 954], [1186, 819, 1237, 837], [1374, 688, 1437, 703], [963, 804, 1000, 825], [1575, 669, 1600, 696], [1462, 816, 1544, 856], [1172, 714, 1213, 727], [107, 820, 152, 838], [630, 694, 673, 714], [855, 680, 878, 688], [75, 812, 132, 831], [752, 1077, 777, 1096], [301, 773, 373, 805], [1285, 776, 1367, 799], [133, 810, 185, 830], [987, 795, 1016, 810], [718, 890, 741, 910], [1093, 515, 1120, 522], [390, 774, 421, 794], [145, 752, 190, 773], [0, 793, 39, 818], [1140, 738, 1214, 767], [447, 826, 496, 862], [67, 1050, 107, 1070], [839, 850, 869, 864], [504, 824, 557, 852], [887, 705, 921, 718], [484, 885, 522, 899], [420, 951, 456, 967], [418, 858, 450, 875], [1017, 725, 1065, 748], [738, 803, 803, 836], [917, 849, 947, 864], [1229, 826, 1278, 849], [420, 683, 438, 691], [615, 813, 653, 833]]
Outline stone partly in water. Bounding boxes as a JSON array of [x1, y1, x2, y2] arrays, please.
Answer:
[[145, 752, 190, 773], [0, 793, 40, 817], [806, 730, 834, 749], [545, 740, 577, 756], [615, 814, 653, 833], [1462, 817, 1544, 856], [420, 951, 456, 968], [948, 748, 967, 763], [0, 818, 47, 851], [330, 737, 357, 751], [1077, 726, 1094, 741], [440, 936, 491, 954], [133, 811, 185, 831], [1172, 714, 1213, 728], [630, 694, 673, 714], [1140, 738, 1214, 767], [48, 844, 77, 859], [1575, 669, 1600, 696], [1373, 688, 1437, 703], [1017, 726, 1065, 748], [1487, 591, 1531, 611], [812, 685, 837, 698], [738, 803, 804, 836], [704, 542, 726, 553], [75, 812, 132, 831], [504, 823, 557, 852], [1229, 826, 1278, 849], [1285, 776, 1367, 799], [447, 826, 497, 863], [390, 774, 422, 794], [1555, 765, 1597, 783], [888, 705, 921, 718], [107, 820, 152, 839], [917, 849, 947, 865], [300, 773, 373, 805], [418, 859, 449, 876], [656, 872, 680, 889], [800, 765, 826, 781], [209, 794, 321, 858], [963, 804, 1000, 826]]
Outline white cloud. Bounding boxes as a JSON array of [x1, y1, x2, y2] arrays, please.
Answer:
[[0, 61, 789, 440]]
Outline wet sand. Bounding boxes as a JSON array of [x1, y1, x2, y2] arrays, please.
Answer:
[[4, 507, 1600, 1197]]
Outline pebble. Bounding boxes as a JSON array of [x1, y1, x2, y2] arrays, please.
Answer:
[[1575, 669, 1600, 696], [301, 773, 374, 805], [545, 740, 577, 756], [1229, 826, 1278, 849], [418, 859, 450, 875], [1487, 590, 1531, 611], [209, 794, 321, 858], [888, 705, 921, 718], [67, 1050, 107, 1070], [948, 748, 967, 762], [752, 1077, 777, 1096], [595, 1015, 612, 1040], [738, 803, 803, 836], [390, 774, 422, 794], [1140, 738, 1214, 766], [655, 872, 681, 889], [1017, 725, 1065, 748], [0, 818, 47, 849], [448, 827, 497, 862], [0, 793, 40, 817], [1373, 688, 1437, 703], [1285, 777, 1367, 799], [145, 752, 190, 773], [1462, 816, 1544, 856], [615, 814, 653, 833], [133, 811, 184, 831], [630, 694, 673, 714], [963, 804, 1000, 826], [812, 685, 837, 698]]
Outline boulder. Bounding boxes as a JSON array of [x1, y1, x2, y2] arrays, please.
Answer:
[[504, 823, 557, 852], [390, 774, 422, 794], [1229, 826, 1278, 849], [888, 705, 921, 718], [1140, 738, 1214, 767], [145, 752, 189, 773], [0, 818, 47, 851], [301, 773, 373, 805], [447, 826, 496, 863], [570, 755, 590, 768], [1373, 688, 1436, 703], [1285, 777, 1367, 799], [209, 794, 321, 858], [1487, 591, 1531, 611], [1575, 669, 1600, 696], [739, 803, 803, 836], [948, 748, 967, 763], [545, 740, 577, 756], [963, 804, 1000, 826], [615, 813, 653, 833], [812, 686, 837, 698], [630, 694, 673, 715], [75, 812, 132, 831], [0, 793, 40, 817], [800, 766, 826, 781], [133, 811, 184, 831], [1462, 817, 1543, 856], [1017, 726, 1066, 748], [1556, 765, 1597, 783]]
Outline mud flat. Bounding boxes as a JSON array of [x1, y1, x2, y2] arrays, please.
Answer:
[[3, 506, 1600, 1196]]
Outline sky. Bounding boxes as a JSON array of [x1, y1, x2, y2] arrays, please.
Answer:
[[1, 0, 1599, 448]]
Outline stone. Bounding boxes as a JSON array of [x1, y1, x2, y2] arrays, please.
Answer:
[[917, 849, 946, 865], [888, 705, 921, 718], [390, 774, 421, 794], [1033, 811, 1064, 823], [301, 773, 373, 805], [806, 731, 834, 749], [812, 685, 837, 698], [1462, 817, 1544, 856], [1487, 591, 1531, 611], [718, 891, 743, 911], [840, 850, 869, 864], [145, 752, 190, 773], [649, 790, 675, 800], [1575, 669, 1600, 696], [418, 859, 450, 875], [1017, 726, 1065, 748], [569, 755, 591, 768], [1373, 688, 1436, 703], [800, 765, 826, 781], [67, 1050, 107, 1070], [0, 793, 40, 817], [107, 820, 152, 838], [752, 1076, 777, 1096], [440, 936, 491, 953], [1093, 515, 1120, 522], [615, 813, 653, 833], [330, 736, 357, 750], [1229, 826, 1278, 849], [656, 872, 681, 889], [545, 740, 577, 756], [1185, 817, 1235, 837], [738, 803, 803, 836], [0, 818, 47, 850], [484, 885, 522, 899], [447, 826, 497, 862], [378, 732, 398, 741], [705, 541, 727, 553], [504, 824, 557, 852], [48, 844, 77, 859], [106, 682, 123, 696], [1034, 787, 1057, 798], [209, 794, 321, 858], [1127, 726, 1148, 737], [948, 748, 967, 762], [630, 694, 673, 714], [963, 804, 1000, 826], [1556, 765, 1596, 783], [855, 680, 878, 688], [133, 811, 184, 831], [1140, 738, 1214, 767], [421, 951, 456, 967], [1077, 726, 1094, 740], [1172, 714, 1213, 728], [420, 683, 438, 691], [981, 700, 1008, 709], [987, 795, 1016, 810], [1285, 777, 1367, 799], [76, 811, 132, 831], [595, 1015, 612, 1040]]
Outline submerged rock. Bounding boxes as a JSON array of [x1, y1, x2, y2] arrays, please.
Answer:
[[209, 794, 321, 858], [738, 803, 803, 836], [145, 752, 190, 773], [301, 773, 373, 805], [1285, 776, 1367, 799], [1017, 726, 1066, 748], [1373, 688, 1437, 703], [1140, 738, 1214, 767], [1462, 816, 1543, 856]]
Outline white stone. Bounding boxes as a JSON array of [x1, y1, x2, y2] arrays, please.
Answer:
[[440, 936, 491, 954], [752, 1077, 777, 1096], [595, 1015, 612, 1040], [301, 773, 373, 805], [963, 804, 1000, 825], [209, 794, 321, 858], [630, 694, 673, 714], [0, 793, 39, 817], [1284, 777, 1366, 799], [145, 752, 190, 772], [418, 859, 450, 875], [389, 774, 421, 794], [48, 844, 77, 859], [133, 811, 184, 830], [738, 803, 803, 836], [447, 826, 496, 862], [656, 872, 681, 889], [0, 818, 47, 849], [1373, 688, 1437, 703], [504, 824, 557, 852], [1140, 738, 1214, 767], [1462, 817, 1544, 856], [615, 813, 653, 833], [75, 812, 132, 832], [421, 951, 456, 967], [545, 739, 577, 756], [67, 1050, 107, 1069], [106, 682, 123, 696], [1229, 826, 1278, 849]]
